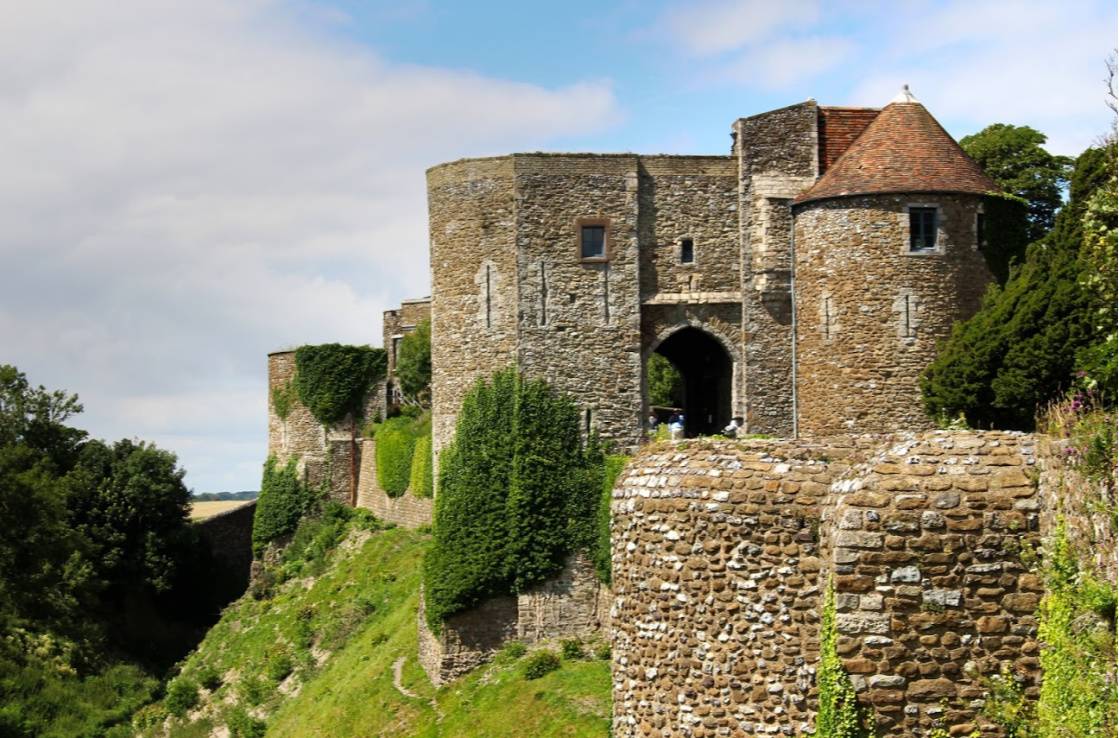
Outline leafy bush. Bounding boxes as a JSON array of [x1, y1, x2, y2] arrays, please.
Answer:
[[252, 456, 314, 555], [376, 415, 423, 497], [196, 663, 221, 691], [266, 649, 294, 683], [238, 673, 270, 706], [646, 353, 683, 407], [1037, 521, 1117, 737], [164, 676, 199, 717], [294, 344, 386, 426], [396, 319, 432, 404], [560, 640, 583, 660], [132, 702, 169, 731], [226, 707, 267, 738], [409, 432, 434, 498], [816, 579, 868, 737], [594, 642, 611, 661], [424, 370, 612, 629], [522, 650, 561, 681], [503, 642, 527, 659]]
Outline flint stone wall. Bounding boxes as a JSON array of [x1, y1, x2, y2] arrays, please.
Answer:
[[419, 551, 611, 686], [611, 431, 1046, 738], [354, 438, 433, 529]]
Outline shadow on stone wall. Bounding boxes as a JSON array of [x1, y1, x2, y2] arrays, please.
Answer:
[[194, 500, 256, 605]]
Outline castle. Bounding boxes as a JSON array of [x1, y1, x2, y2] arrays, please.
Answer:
[[261, 92, 1101, 737], [427, 87, 999, 458]]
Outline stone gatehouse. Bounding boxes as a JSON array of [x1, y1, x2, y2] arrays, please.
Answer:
[[427, 88, 999, 458]]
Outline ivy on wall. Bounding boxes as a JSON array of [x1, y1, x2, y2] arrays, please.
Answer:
[[271, 380, 296, 421], [293, 344, 386, 426], [592, 454, 628, 585], [252, 456, 314, 556], [409, 432, 433, 498], [816, 578, 869, 738], [423, 369, 613, 630]]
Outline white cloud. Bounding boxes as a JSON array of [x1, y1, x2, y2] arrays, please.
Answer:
[[660, 0, 819, 56], [0, 0, 620, 491], [724, 36, 855, 88], [848, 0, 1115, 155]]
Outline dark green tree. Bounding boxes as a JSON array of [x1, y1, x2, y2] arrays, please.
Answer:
[[395, 319, 432, 405], [646, 353, 683, 408], [961, 124, 1073, 243], [922, 143, 1116, 428]]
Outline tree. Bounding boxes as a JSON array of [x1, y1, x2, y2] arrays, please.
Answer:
[[646, 353, 683, 408], [922, 143, 1116, 428], [960, 124, 1073, 243], [395, 319, 431, 405]]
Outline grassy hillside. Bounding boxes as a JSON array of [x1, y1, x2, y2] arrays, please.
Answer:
[[142, 515, 611, 738]]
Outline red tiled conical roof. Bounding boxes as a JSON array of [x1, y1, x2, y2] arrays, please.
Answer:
[[794, 90, 999, 205]]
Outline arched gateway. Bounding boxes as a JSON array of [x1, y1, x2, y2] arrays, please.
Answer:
[[648, 326, 733, 437]]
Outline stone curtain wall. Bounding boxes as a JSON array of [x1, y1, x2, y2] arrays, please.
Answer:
[[819, 431, 1040, 737], [419, 552, 610, 685], [611, 432, 1045, 738], [1038, 436, 1117, 583], [734, 102, 819, 437], [194, 500, 257, 602], [793, 194, 993, 436], [354, 438, 433, 529]]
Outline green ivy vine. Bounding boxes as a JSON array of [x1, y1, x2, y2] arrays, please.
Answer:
[[817, 577, 869, 738], [293, 344, 386, 426]]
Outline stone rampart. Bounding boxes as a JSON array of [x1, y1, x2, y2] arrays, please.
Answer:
[[194, 500, 256, 603], [354, 438, 433, 529], [419, 551, 611, 686], [610, 431, 1047, 738]]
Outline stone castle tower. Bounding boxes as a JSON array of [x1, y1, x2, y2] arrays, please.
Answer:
[[427, 89, 998, 455]]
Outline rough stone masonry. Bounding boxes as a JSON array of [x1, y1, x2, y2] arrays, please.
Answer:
[[610, 431, 1059, 738]]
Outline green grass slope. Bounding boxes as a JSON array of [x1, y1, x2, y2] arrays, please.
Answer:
[[145, 517, 610, 738]]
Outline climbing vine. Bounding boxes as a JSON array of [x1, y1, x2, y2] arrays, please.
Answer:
[[271, 380, 296, 421], [374, 412, 429, 497], [423, 369, 613, 629], [817, 578, 869, 738], [252, 456, 315, 555], [293, 344, 386, 426]]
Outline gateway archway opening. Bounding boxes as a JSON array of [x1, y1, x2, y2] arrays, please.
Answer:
[[649, 327, 733, 437]]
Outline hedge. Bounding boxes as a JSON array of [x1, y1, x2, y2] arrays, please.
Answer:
[[409, 432, 433, 498], [592, 455, 628, 585], [375, 416, 420, 497], [252, 456, 313, 555], [293, 344, 386, 426]]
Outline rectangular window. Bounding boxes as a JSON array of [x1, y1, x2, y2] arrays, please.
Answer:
[[680, 238, 695, 264], [581, 225, 606, 259], [909, 207, 937, 251], [976, 212, 985, 249]]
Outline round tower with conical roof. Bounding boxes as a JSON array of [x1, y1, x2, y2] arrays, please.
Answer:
[[791, 87, 999, 436]]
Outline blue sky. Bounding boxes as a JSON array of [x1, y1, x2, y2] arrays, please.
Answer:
[[1, 0, 1114, 492]]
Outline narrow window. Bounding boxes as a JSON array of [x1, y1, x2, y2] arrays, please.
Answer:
[[581, 225, 606, 259], [909, 207, 937, 251], [539, 260, 548, 326], [904, 294, 916, 338], [584, 408, 592, 436], [484, 264, 492, 329], [602, 264, 611, 323], [680, 238, 695, 264], [392, 336, 402, 364], [976, 212, 986, 249], [823, 296, 832, 339]]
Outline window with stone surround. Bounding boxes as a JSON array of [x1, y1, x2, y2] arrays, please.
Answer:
[[908, 206, 938, 252], [577, 218, 610, 262], [976, 209, 986, 250], [680, 237, 695, 264]]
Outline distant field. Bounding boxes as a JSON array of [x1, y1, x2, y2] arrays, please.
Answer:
[[189, 500, 254, 520]]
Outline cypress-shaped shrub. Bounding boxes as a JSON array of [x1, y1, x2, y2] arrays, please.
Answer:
[[409, 431, 433, 498], [375, 416, 419, 497], [252, 457, 312, 555], [424, 370, 517, 628]]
